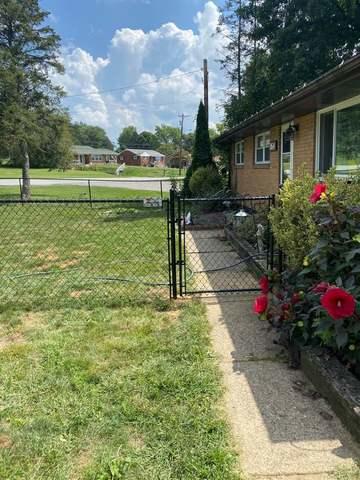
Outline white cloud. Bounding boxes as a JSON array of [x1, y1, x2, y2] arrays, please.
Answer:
[[59, 1, 229, 141]]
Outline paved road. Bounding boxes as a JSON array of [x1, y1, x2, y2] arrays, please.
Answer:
[[0, 177, 182, 192]]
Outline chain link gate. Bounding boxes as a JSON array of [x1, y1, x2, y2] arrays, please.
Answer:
[[168, 189, 276, 298]]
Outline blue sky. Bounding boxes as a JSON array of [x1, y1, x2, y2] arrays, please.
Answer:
[[41, 0, 228, 141]]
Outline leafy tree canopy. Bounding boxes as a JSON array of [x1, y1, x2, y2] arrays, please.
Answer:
[[118, 125, 139, 150], [154, 124, 181, 146], [71, 122, 113, 150], [218, 0, 360, 128]]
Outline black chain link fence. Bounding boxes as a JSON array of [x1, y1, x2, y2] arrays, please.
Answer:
[[0, 199, 171, 311]]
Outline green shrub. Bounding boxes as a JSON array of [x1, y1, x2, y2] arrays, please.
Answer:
[[189, 166, 223, 197], [269, 169, 360, 268]]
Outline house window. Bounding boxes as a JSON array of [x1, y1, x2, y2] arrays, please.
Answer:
[[133, 155, 138, 160], [235, 141, 245, 165], [317, 96, 360, 175], [255, 131, 270, 164]]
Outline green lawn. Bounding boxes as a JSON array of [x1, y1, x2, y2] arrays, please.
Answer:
[[0, 185, 166, 201], [0, 198, 241, 479], [0, 165, 185, 179], [0, 302, 240, 480], [333, 466, 360, 480]]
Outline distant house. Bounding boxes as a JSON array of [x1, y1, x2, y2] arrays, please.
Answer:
[[216, 53, 360, 196], [119, 149, 166, 167], [167, 151, 191, 169], [72, 145, 119, 165]]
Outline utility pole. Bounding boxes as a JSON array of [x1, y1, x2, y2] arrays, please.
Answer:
[[178, 113, 190, 175], [203, 58, 209, 124]]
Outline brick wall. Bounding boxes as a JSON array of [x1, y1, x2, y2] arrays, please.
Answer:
[[230, 113, 316, 196], [232, 125, 280, 196], [120, 150, 141, 166], [293, 112, 316, 177]]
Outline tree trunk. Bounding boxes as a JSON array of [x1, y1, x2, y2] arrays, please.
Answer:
[[20, 141, 31, 201], [237, 3, 242, 100]]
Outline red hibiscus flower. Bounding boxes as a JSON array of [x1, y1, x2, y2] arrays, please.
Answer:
[[320, 287, 356, 320], [309, 183, 327, 204], [312, 282, 330, 294], [253, 295, 268, 314], [259, 276, 270, 294]]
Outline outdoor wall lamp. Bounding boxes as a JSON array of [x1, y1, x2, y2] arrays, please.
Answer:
[[285, 124, 299, 139]]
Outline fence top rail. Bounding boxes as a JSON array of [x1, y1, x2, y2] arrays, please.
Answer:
[[180, 195, 274, 202], [0, 177, 183, 183], [0, 198, 167, 205]]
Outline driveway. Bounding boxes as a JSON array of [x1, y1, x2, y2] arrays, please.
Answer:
[[0, 177, 181, 192]]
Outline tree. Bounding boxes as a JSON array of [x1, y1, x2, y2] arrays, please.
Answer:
[[36, 113, 73, 170], [71, 123, 113, 150], [117, 126, 139, 150], [157, 143, 178, 157], [183, 101, 214, 195], [154, 124, 181, 146], [0, 0, 65, 200], [218, 0, 248, 100], [219, 0, 360, 128], [183, 132, 195, 153], [254, 0, 360, 100], [224, 50, 272, 127], [138, 131, 160, 150]]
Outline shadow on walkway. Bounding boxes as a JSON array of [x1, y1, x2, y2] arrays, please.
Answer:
[[187, 228, 360, 479]]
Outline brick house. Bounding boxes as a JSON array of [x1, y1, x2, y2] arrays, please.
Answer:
[[119, 149, 166, 167], [72, 146, 119, 165], [216, 54, 360, 196]]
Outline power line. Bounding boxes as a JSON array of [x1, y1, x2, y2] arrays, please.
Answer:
[[97, 89, 202, 111], [63, 69, 202, 100]]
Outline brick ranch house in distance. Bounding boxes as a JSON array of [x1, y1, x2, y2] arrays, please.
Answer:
[[72, 145, 119, 165], [216, 54, 360, 196], [119, 149, 166, 167]]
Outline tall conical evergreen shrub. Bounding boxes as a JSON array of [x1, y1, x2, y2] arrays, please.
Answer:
[[183, 101, 214, 195]]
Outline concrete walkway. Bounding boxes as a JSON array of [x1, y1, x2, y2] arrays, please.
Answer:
[[205, 295, 360, 479], [185, 227, 359, 477]]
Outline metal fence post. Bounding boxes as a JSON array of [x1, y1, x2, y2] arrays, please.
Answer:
[[160, 180, 163, 200], [88, 180, 93, 207], [18, 178, 22, 200], [177, 193, 183, 297], [169, 188, 177, 299]]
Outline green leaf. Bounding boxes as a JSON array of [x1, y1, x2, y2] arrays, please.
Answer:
[[345, 248, 360, 262], [335, 330, 348, 349], [340, 231, 350, 240], [345, 275, 355, 289], [335, 276, 343, 287]]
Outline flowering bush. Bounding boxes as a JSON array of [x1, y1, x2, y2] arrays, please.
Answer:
[[269, 169, 360, 268], [256, 183, 360, 375]]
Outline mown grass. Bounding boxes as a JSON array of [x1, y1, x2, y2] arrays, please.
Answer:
[[0, 185, 166, 201], [0, 165, 185, 179], [0, 194, 241, 479], [0, 301, 241, 479], [333, 465, 360, 480]]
